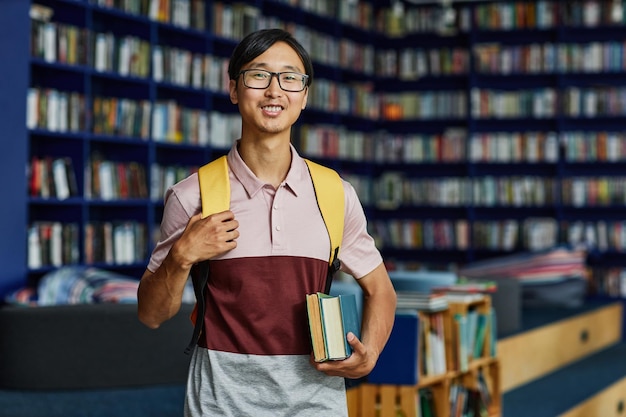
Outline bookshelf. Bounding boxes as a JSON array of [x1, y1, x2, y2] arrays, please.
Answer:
[[2, 0, 384, 298], [0, 0, 30, 297], [0, 0, 624, 411], [357, 0, 626, 300], [351, 296, 501, 417]]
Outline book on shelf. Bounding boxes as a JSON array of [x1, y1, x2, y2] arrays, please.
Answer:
[[367, 311, 420, 385], [306, 292, 360, 362], [396, 290, 448, 312]]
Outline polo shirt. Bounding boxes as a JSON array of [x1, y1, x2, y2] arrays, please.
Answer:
[[148, 142, 383, 416]]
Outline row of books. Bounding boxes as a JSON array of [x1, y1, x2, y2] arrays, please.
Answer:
[[308, 79, 380, 120], [368, 298, 496, 386], [376, 218, 626, 252], [589, 267, 626, 298], [376, 4, 472, 37], [299, 126, 464, 163], [93, 96, 152, 139], [473, 0, 626, 30], [28, 86, 244, 145], [562, 177, 626, 207], [563, 132, 626, 162], [371, 217, 559, 252], [30, 19, 88, 65], [449, 380, 492, 417], [372, 219, 469, 251], [150, 164, 198, 201], [85, 157, 149, 200], [32, 6, 626, 87], [27, 222, 80, 269], [382, 91, 467, 121], [213, 0, 375, 35], [301, 127, 626, 164], [474, 41, 626, 75], [92, 32, 151, 78], [469, 131, 559, 163], [373, 175, 555, 208], [151, 101, 208, 145], [28, 90, 235, 146], [152, 47, 229, 92], [375, 0, 622, 36], [152, 102, 240, 148], [84, 221, 148, 265], [37, 156, 626, 210], [472, 1, 561, 30], [211, 3, 376, 74], [562, 220, 626, 252], [91, 0, 373, 33], [376, 47, 469, 79], [27, 219, 160, 270], [473, 87, 626, 119], [450, 303, 495, 372], [26, 88, 86, 133], [563, 87, 626, 118], [471, 88, 557, 119], [93, 0, 207, 30], [29, 156, 79, 200], [299, 126, 626, 164], [475, 218, 558, 252], [287, 0, 375, 30]]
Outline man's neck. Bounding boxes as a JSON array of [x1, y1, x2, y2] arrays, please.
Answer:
[[237, 136, 292, 188]]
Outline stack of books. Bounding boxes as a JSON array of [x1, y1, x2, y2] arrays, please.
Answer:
[[396, 291, 448, 312]]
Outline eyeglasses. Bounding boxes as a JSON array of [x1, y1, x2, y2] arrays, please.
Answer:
[[238, 69, 309, 92]]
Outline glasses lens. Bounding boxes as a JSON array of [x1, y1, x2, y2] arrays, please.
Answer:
[[243, 70, 272, 89], [279, 72, 306, 92], [241, 70, 306, 92]]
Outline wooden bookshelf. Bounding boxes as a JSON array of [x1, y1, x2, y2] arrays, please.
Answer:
[[351, 295, 501, 417]]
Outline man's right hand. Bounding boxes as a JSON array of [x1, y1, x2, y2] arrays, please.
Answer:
[[173, 210, 239, 269]]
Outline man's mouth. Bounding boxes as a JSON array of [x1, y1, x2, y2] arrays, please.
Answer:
[[262, 105, 283, 112]]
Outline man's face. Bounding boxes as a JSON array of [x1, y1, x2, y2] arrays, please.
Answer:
[[229, 41, 309, 137]]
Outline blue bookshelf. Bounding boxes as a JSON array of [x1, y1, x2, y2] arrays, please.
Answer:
[[0, 0, 30, 297]]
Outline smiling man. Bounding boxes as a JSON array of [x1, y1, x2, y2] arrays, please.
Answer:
[[137, 28, 396, 417]]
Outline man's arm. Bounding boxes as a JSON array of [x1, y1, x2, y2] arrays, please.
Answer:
[[313, 262, 396, 379], [137, 211, 239, 329]]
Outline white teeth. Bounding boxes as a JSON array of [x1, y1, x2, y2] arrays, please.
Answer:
[[263, 106, 282, 112]]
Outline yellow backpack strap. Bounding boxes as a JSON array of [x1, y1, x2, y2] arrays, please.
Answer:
[[198, 155, 230, 218], [186, 155, 230, 355], [304, 159, 344, 293]]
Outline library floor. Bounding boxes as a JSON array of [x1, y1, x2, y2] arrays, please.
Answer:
[[2, 347, 626, 417], [0, 384, 186, 417]]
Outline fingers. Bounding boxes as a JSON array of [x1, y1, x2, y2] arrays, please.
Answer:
[[179, 210, 239, 263], [312, 332, 370, 379]]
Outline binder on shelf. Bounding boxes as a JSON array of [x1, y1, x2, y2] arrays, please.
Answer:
[[367, 311, 420, 385]]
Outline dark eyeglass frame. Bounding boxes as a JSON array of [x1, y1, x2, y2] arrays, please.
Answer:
[[238, 69, 309, 92]]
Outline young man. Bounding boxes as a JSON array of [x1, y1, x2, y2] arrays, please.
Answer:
[[138, 28, 396, 416]]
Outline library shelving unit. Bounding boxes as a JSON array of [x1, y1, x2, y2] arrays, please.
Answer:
[[363, 0, 626, 296], [349, 295, 500, 417], [2, 0, 383, 296], [0, 0, 624, 412], [0, 1, 30, 298]]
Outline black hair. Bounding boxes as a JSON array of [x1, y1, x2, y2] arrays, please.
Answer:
[[228, 28, 314, 86]]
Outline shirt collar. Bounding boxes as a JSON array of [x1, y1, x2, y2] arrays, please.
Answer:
[[226, 141, 309, 198]]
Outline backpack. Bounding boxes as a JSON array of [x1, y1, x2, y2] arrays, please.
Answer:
[[184, 155, 345, 354]]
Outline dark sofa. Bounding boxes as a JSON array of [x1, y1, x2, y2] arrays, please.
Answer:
[[0, 303, 194, 390]]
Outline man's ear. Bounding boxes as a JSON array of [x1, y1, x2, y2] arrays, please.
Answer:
[[229, 79, 238, 104]]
